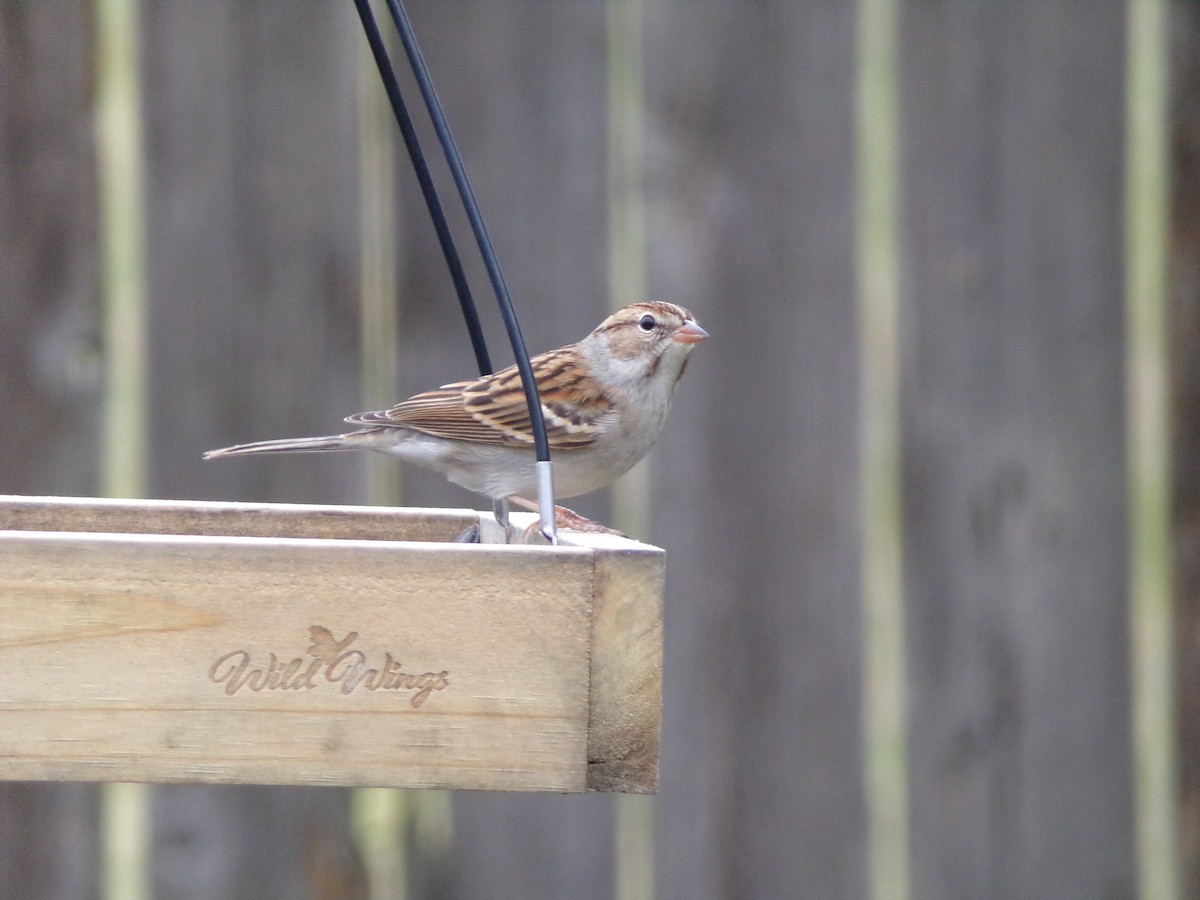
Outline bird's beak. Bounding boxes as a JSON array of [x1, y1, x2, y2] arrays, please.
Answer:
[[672, 320, 709, 344]]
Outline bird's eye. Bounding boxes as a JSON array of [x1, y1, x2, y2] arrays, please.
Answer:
[[638, 314, 657, 333]]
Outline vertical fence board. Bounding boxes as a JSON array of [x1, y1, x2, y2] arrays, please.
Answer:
[[0, 2, 102, 496], [151, 787, 364, 900], [645, 4, 866, 898], [0, 4, 101, 898], [142, 1, 363, 506], [0, 1, 1171, 897], [398, 5, 617, 898], [139, 4, 365, 897], [898, 5, 1135, 897], [1172, 5, 1200, 894], [387, 1, 614, 525]]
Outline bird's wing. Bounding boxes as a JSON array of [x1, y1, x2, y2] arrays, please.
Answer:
[[344, 348, 613, 450]]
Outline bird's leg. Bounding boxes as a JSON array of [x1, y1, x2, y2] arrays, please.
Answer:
[[493, 496, 511, 529], [492, 497, 517, 543], [508, 496, 627, 537], [451, 498, 511, 544]]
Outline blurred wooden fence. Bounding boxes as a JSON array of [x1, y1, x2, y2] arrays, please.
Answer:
[[1, 1, 1197, 897]]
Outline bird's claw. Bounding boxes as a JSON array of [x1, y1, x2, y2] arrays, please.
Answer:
[[509, 500, 626, 539], [552, 505, 627, 537], [453, 524, 481, 544]]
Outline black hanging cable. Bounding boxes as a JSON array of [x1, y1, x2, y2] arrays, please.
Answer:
[[350, 0, 491, 375], [383, 0, 553, 470], [351, 0, 557, 540]]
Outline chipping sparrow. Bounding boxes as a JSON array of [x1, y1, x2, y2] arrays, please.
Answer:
[[205, 302, 707, 520]]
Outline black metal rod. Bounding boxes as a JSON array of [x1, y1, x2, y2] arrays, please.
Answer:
[[350, 0, 492, 375], [383, 0, 552, 465]]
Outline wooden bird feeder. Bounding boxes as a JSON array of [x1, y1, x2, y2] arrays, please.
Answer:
[[0, 495, 662, 793]]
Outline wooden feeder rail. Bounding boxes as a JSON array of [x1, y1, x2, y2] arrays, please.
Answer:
[[0, 496, 663, 794]]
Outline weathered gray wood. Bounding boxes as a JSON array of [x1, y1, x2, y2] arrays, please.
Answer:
[[141, 1, 363, 506], [0, 3, 102, 500], [1, 0, 1163, 896], [390, 1, 614, 526], [644, 4, 866, 899], [898, 5, 1135, 897], [0, 782, 99, 900], [0, 5, 102, 898], [1171, 6, 1200, 894], [150, 786, 366, 900], [137, 3, 366, 895], [393, 5, 622, 898]]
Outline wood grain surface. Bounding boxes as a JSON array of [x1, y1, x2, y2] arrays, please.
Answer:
[[1, 1, 1184, 897], [0, 497, 663, 794], [898, 5, 1135, 897]]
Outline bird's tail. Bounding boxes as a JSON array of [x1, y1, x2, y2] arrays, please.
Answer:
[[203, 434, 354, 459]]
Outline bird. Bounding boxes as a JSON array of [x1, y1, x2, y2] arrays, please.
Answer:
[[204, 301, 708, 536]]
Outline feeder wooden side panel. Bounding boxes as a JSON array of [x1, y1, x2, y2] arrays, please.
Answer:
[[585, 537, 664, 792], [0, 531, 595, 792], [0, 494, 478, 543]]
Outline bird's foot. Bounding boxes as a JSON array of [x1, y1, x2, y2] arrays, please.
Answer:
[[460, 499, 520, 544], [508, 497, 627, 539], [453, 524, 481, 543], [552, 505, 627, 536]]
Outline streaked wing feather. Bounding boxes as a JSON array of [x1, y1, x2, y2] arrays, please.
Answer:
[[344, 349, 612, 449]]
